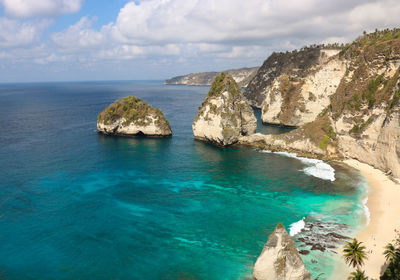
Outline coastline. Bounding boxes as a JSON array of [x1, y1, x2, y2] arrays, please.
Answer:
[[343, 159, 400, 279]]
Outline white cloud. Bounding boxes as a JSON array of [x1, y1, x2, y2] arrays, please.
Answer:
[[2, 0, 400, 81], [25, 0, 400, 71], [52, 17, 105, 51], [108, 0, 382, 46], [349, 0, 400, 31], [0, 0, 84, 18], [0, 17, 50, 47], [34, 53, 66, 64]]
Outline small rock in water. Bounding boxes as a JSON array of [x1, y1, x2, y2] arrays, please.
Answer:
[[311, 244, 326, 252], [97, 96, 172, 137], [299, 250, 310, 255], [294, 219, 351, 254], [326, 232, 350, 240]]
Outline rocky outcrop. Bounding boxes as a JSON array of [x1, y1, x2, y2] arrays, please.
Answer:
[[261, 52, 346, 126], [192, 73, 257, 146], [97, 96, 172, 137], [244, 47, 346, 126], [245, 47, 333, 108], [239, 113, 341, 160], [164, 67, 259, 88], [253, 223, 311, 280], [240, 29, 400, 178]]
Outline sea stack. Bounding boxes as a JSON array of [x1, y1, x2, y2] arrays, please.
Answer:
[[253, 223, 311, 280], [97, 96, 172, 137], [192, 73, 257, 147]]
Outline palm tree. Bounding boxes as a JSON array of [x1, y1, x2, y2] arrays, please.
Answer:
[[348, 269, 368, 280], [343, 238, 368, 270], [384, 243, 399, 262]]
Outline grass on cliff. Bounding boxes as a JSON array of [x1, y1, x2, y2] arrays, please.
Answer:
[[208, 72, 241, 97], [97, 96, 169, 129], [194, 73, 246, 125], [329, 28, 400, 136], [257, 29, 400, 153], [248, 46, 324, 124], [293, 28, 400, 147]]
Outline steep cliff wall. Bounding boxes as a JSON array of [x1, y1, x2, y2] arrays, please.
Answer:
[[330, 31, 400, 177], [241, 29, 400, 178], [244, 47, 342, 111], [246, 48, 346, 126]]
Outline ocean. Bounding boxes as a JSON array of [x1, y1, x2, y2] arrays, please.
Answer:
[[0, 81, 368, 279]]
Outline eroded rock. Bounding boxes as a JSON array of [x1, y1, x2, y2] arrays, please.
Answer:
[[97, 96, 172, 137], [192, 73, 257, 147], [253, 223, 311, 280]]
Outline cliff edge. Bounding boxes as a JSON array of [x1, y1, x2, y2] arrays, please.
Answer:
[[242, 29, 400, 178]]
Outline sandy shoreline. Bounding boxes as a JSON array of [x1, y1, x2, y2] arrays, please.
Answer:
[[342, 159, 400, 279]]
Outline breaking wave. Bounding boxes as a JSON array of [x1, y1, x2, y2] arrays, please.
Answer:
[[289, 217, 306, 236], [261, 151, 336, 181]]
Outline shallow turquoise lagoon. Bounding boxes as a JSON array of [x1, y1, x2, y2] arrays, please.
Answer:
[[0, 81, 366, 279]]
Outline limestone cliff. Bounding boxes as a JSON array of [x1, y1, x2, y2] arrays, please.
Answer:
[[164, 67, 259, 88], [241, 29, 400, 178], [97, 96, 172, 137], [244, 47, 341, 109], [244, 47, 346, 126], [253, 223, 311, 280], [192, 73, 257, 147]]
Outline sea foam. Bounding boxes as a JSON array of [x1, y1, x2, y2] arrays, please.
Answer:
[[289, 217, 305, 236], [261, 150, 336, 181], [362, 197, 371, 225]]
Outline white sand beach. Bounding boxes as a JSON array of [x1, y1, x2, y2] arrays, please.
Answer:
[[344, 159, 400, 279]]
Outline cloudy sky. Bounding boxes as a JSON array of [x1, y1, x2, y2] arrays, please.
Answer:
[[1, 0, 400, 82]]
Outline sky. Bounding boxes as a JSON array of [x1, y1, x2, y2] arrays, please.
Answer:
[[1, 0, 400, 82]]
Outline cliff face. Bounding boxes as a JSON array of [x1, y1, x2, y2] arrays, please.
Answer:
[[241, 29, 400, 178], [164, 67, 259, 88], [331, 32, 400, 177], [244, 47, 346, 127], [97, 96, 172, 137], [244, 47, 342, 110], [261, 51, 346, 126], [192, 73, 257, 146], [253, 223, 311, 280]]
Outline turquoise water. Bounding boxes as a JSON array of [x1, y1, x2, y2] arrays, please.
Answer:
[[0, 81, 366, 279]]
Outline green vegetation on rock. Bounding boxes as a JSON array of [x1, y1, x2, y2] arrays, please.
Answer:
[[193, 73, 257, 146], [208, 72, 241, 97], [97, 96, 170, 132]]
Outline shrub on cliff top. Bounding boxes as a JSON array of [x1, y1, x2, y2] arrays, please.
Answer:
[[97, 96, 168, 128], [208, 72, 241, 97]]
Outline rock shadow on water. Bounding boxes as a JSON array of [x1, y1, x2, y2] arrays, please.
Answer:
[[97, 132, 172, 154]]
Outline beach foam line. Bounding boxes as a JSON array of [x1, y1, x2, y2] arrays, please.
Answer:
[[261, 150, 336, 181], [355, 175, 370, 227], [289, 217, 306, 236], [362, 197, 371, 225]]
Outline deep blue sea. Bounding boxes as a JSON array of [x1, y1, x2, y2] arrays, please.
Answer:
[[0, 81, 367, 279]]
